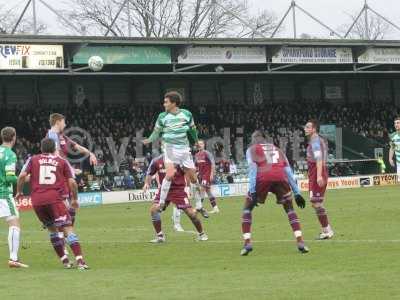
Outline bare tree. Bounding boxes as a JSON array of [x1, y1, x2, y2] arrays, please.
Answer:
[[339, 12, 391, 40], [59, 0, 126, 36], [238, 9, 278, 38], [123, 0, 185, 37], [60, 0, 277, 38], [0, 6, 47, 34]]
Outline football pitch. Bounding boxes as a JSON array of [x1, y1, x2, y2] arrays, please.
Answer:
[[0, 186, 399, 300]]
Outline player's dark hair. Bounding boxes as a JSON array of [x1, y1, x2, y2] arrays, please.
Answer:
[[41, 138, 56, 154], [49, 113, 65, 127], [252, 130, 267, 141], [1, 127, 16, 143], [395, 116, 400, 122], [308, 119, 320, 133], [253, 130, 266, 139], [164, 91, 182, 107]]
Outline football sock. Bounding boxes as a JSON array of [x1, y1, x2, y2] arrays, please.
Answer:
[[206, 190, 217, 207], [172, 207, 181, 226], [314, 206, 330, 229], [200, 189, 206, 202], [283, 201, 303, 242], [241, 209, 252, 245], [151, 211, 162, 234], [191, 183, 203, 210], [188, 214, 203, 233], [159, 178, 172, 204], [66, 233, 84, 263], [8, 226, 20, 261], [50, 232, 66, 260]]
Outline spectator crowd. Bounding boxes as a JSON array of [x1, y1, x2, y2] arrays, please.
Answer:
[[0, 100, 397, 191]]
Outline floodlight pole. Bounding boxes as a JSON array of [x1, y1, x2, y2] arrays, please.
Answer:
[[32, 0, 37, 34], [364, 0, 369, 39], [127, 0, 132, 37], [271, 4, 292, 38], [295, 3, 343, 38], [345, 0, 400, 39], [344, 6, 365, 38], [38, 0, 82, 34], [292, 1, 296, 39], [369, 7, 400, 33], [105, 0, 130, 36], [271, 1, 343, 39], [12, 0, 32, 34]]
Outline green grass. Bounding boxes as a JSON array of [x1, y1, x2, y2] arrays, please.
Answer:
[[1, 186, 400, 300]]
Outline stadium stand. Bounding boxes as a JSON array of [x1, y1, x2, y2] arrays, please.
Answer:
[[0, 100, 397, 191]]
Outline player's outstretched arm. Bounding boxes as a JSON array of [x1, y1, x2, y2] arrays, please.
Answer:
[[143, 175, 152, 191], [144, 113, 164, 145], [144, 127, 162, 145], [187, 125, 199, 146], [143, 158, 158, 191], [389, 145, 395, 167], [284, 166, 300, 195], [74, 144, 97, 166], [68, 178, 79, 209], [16, 172, 28, 198], [246, 148, 258, 208], [16, 156, 31, 198], [206, 150, 216, 181]]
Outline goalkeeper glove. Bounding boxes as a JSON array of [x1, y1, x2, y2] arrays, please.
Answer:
[[294, 194, 306, 209]]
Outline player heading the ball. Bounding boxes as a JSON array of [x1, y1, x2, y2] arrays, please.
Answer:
[[143, 91, 208, 219]]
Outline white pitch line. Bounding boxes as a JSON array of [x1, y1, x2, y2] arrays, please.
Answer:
[[0, 239, 399, 245]]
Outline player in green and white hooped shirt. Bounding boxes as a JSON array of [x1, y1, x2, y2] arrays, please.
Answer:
[[389, 117, 400, 181], [143, 91, 209, 221], [0, 127, 28, 268]]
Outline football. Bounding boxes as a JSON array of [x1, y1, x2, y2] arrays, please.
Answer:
[[88, 56, 104, 72]]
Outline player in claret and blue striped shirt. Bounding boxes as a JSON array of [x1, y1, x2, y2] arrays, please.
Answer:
[[304, 119, 334, 240]]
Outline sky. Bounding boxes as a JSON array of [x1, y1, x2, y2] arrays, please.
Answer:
[[2, 0, 400, 39], [249, 0, 400, 39]]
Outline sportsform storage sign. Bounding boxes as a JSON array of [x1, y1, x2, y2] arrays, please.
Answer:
[[0, 44, 64, 69], [272, 47, 353, 64]]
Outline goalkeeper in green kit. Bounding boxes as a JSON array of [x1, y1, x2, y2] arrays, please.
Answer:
[[0, 127, 28, 268], [143, 91, 208, 218]]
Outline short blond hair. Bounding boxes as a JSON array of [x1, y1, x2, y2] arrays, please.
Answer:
[[1, 127, 16, 143], [49, 113, 65, 127]]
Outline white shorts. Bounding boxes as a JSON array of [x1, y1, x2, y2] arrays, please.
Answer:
[[163, 144, 195, 169], [396, 165, 400, 182], [0, 197, 19, 220]]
